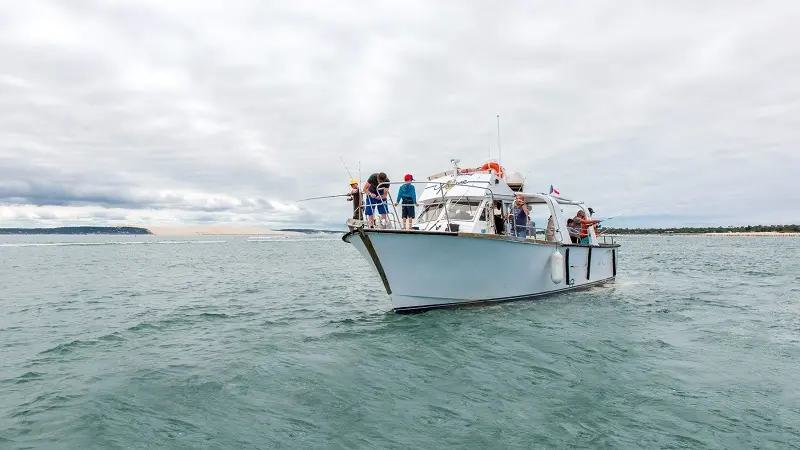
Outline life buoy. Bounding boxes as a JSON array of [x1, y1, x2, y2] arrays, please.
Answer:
[[479, 162, 504, 178]]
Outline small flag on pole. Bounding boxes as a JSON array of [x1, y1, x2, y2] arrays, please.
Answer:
[[549, 185, 560, 196]]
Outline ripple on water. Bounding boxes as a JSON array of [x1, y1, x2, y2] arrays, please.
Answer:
[[2, 236, 800, 448]]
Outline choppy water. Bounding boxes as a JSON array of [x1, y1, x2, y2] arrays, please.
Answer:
[[1, 234, 798, 449]]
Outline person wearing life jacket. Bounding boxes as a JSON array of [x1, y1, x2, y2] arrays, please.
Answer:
[[346, 179, 363, 220], [574, 210, 601, 244]]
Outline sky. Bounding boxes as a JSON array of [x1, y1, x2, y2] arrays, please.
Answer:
[[0, 0, 798, 230]]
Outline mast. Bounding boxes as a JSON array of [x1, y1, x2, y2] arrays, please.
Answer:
[[496, 114, 502, 169]]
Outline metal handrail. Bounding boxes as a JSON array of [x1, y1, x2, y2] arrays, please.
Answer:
[[353, 176, 587, 243], [426, 179, 503, 233], [378, 180, 457, 230], [356, 188, 400, 229], [374, 180, 498, 233], [359, 179, 575, 241]]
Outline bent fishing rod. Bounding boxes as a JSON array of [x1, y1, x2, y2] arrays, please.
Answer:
[[597, 214, 624, 223], [295, 194, 351, 202]]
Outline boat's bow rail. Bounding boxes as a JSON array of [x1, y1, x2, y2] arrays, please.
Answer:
[[348, 161, 615, 247], [353, 178, 503, 232], [351, 177, 616, 246]]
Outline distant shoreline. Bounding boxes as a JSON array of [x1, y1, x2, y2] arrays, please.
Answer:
[[673, 232, 799, 237], [145, 226, 305, 237], [1, 226, 797, 237], [607, 232, 800, 237], [0, 226, 338, 236], [0, 226, 151, 235]]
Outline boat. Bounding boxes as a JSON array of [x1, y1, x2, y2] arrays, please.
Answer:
[[342, 159, 620, 312]]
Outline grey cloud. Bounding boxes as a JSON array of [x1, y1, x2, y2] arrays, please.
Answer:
[[0, 0, 799, 227], [0, 178, 280, 213]]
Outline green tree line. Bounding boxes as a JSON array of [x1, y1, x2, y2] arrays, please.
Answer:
[[0, 226, 152, 235], [603, 224, 800, 234]]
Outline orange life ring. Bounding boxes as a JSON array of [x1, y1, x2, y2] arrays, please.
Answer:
[[479, 162, 504, 178]]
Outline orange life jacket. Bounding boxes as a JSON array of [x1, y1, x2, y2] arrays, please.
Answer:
[[579, 219, 590, 237]]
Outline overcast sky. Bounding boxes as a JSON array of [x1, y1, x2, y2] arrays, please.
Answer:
[[0, 0, 798, 229]]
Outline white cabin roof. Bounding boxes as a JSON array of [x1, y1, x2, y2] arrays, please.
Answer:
[[418, 172, 516, 203]]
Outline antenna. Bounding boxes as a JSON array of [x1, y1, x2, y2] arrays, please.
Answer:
[[496, 114, 502, 168]]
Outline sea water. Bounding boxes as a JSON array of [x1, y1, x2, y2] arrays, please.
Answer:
[[1, 234, 798, 449]]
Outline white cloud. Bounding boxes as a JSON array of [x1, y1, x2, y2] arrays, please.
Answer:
[[0, 0, 799, 229]]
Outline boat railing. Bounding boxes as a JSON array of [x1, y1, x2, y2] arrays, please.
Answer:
[[378, 180, 459, 230], [355, 180, 498, 231], [352, 193, 402, 230], [355, 180, 589, 242], [599, 230, 617, 245], [504, 221, 557, 242], [349, 180, 616, 245]]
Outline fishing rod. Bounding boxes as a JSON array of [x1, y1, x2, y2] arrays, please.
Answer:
[[598, 214, 624, 223], [295, 194, 351, 202], [339, 156, 354, 180]]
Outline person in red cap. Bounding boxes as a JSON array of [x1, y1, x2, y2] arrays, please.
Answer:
[[394, 174, 418, 230]]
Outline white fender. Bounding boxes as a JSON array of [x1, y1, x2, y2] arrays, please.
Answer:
[[550, 250, 564, 284]]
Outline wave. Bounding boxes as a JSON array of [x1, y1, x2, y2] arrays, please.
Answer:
[[156, 240, 225, 245], [247, 237, 339, 243], [0, 240, 225, 248]]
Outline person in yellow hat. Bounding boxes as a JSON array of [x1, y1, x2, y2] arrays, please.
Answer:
[[346, 179, 363, 220]]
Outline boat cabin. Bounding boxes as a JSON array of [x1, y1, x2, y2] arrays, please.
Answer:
[[407, 163, 601, 245]]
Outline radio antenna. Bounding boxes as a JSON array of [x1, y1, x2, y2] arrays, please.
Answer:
[[496, 114, 502, 168]]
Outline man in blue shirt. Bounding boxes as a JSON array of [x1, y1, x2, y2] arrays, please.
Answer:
[[394, 174, 418, 230], [507, 194, 530, 238]]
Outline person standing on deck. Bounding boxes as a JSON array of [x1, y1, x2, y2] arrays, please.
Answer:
[[546, 215, 555, 242], [507, 194, 530, 238], [588, 207, 601, 238], [567, 218, 580, 243], [573, 210, 601, 244], [363, 172, 390, 228], [394, 174, 418, 230], [493, 201, 505, 235], [346, 179, 363, 220]]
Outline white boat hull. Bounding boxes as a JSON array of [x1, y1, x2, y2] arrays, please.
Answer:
[[343, 227, 619, 312]]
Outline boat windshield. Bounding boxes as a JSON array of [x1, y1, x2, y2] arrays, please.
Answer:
[[418, 203, 444, 222], [446, 200, 482, 222]]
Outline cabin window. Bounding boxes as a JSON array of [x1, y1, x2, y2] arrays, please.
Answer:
[[419, 203, 444, 222], [526, 202, 552, 232], [445, 200, 482, 222]]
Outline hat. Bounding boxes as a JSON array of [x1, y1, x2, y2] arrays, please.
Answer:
[[404, 174, 414, 182], [349, 179, 358, 185]]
